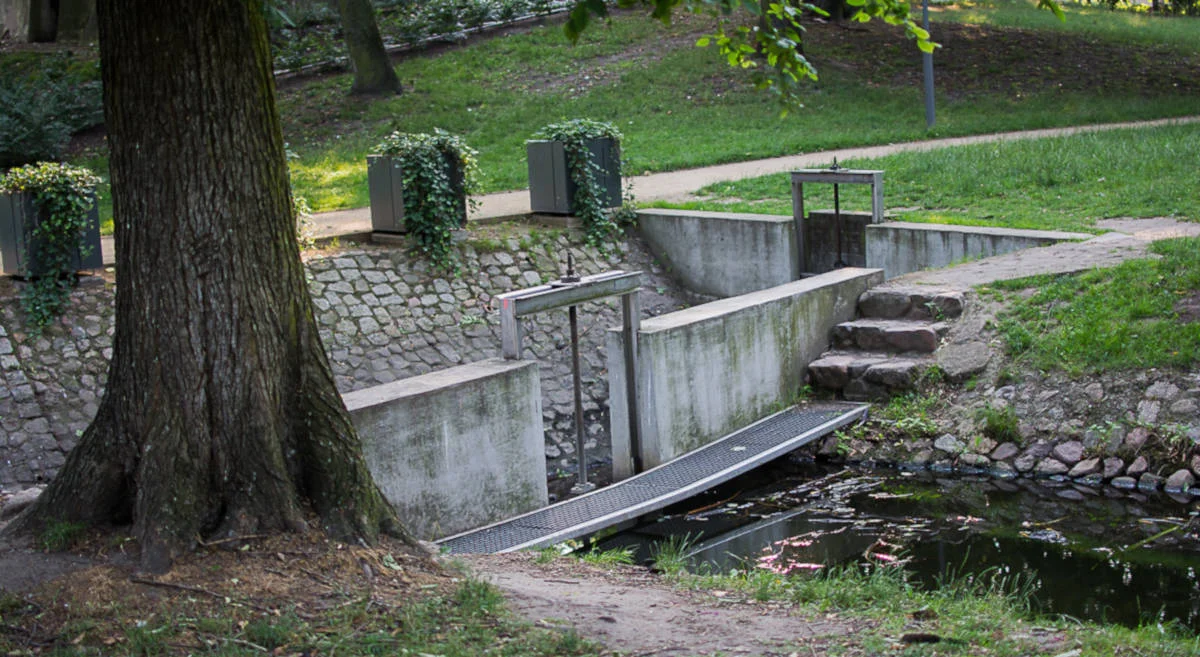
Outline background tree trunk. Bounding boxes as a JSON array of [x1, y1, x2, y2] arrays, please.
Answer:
[[333, 0, 402, 95], [6, 0, 412, 571]]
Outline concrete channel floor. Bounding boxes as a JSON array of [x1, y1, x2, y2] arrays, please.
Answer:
[[95, 115, 1200, 266]]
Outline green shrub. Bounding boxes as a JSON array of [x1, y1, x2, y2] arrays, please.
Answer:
[[977, 404, 1021, 444]]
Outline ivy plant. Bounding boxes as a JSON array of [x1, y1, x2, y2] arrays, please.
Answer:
[[374, 129, 480, 271], [532, 119, 630, 248], [0, 162, 101, 328]]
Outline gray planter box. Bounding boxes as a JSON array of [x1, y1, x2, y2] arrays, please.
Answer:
[[527, 137, 622, 215], [0, 191, 103, 278], [367, 154, 467, 234]]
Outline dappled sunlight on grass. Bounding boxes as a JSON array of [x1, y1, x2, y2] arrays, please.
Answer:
[[274, 9, 1200, 214], [938, 0, 1200, 56], [993, 236, 1200, 374], [289, 157, 368, 212]]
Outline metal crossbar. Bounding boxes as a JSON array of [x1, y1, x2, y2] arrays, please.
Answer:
[[436, 402, 868, 554]]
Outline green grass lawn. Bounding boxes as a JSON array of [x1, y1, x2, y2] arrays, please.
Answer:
[[655, 122, 1200, 232], [989, 236, 1200, 375], [681, 561, 1200, 656], [279, 5, 1200, 212]]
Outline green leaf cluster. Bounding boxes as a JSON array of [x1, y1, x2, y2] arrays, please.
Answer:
[[563, 0, 960, 111], [0, 162, 101, 328], [373, 129, 480, 270], [532, 118, 626, 247]]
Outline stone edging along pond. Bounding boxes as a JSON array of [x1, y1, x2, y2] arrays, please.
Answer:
[[803, 368, 1200, 501]]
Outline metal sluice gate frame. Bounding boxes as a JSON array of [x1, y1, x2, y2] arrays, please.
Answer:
[[436, 402, 868, 555]]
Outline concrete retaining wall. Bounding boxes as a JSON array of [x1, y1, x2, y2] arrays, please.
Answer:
[[606, 267, 884, 479], [866, 222, 1091, 279], [803, 210, 873, 274], [345, 357, 547, 540], [636, 209, 798, 298]]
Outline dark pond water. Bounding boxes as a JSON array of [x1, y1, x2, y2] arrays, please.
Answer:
[[595, 459, 1200, 631]]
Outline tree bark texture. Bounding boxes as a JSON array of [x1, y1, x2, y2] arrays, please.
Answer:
[[333, 0, 402, 95], [7, 0, 411, 570]]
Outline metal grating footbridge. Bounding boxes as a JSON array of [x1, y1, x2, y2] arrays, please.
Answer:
[[436, 402, 868, 554]]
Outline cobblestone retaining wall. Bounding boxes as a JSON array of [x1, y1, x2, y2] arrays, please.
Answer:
[[0, 229, 693, 489]]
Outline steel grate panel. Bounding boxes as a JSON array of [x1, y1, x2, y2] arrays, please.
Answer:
[[437, 403, 865, 554]]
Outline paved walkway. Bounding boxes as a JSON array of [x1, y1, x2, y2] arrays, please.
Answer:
[[890, 217, 1200, 289], [307, 115, 1200, 239], [98, 115, 1200, 266]]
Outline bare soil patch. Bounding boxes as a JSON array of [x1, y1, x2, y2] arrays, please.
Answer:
[[1175, 291, 1200, 324], [805, 17, 1200, 99], [463, 552, 862, 656], [0, 529, 445, 654]]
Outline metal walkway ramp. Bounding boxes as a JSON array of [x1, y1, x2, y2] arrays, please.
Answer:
[[437, 402, 867, 554]]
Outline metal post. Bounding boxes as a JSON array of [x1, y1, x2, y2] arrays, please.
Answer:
[[621, 292, 642, 474], [568, 303, 594, 494], [563, 254, 594, 494], [791, 177, 806, 276], [922, 0, 936, 129], [831, 159, 845, 268]]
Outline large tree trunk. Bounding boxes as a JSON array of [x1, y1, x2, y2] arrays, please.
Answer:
[[333, 0, 403, 96], [6, 0, 412, 571]]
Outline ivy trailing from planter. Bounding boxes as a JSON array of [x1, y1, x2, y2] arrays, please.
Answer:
[[374, 129, 480, 270], [0, 162, 101, 328], [532, 119, 629, 248]]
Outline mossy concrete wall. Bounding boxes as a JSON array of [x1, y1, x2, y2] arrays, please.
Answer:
[[607, 267, 884, 479], [804, 210, 874, 274], [345, 357, 547, 540], [866, 222, 1091, 279], [635, 209, 799, 298]]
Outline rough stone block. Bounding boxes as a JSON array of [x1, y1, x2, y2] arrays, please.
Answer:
[[1165, 469, 1194, 493], [1110, 476, 1137, 490], [856, 288, 913, 319], [936, 341, 990, 383], [807, 355, 853, 390], [1034, 458, 1069, 476], [862, 359, 926, 389], [1137, 473, 1164, 492], [1051, 440, 1085, 465], [1067, 457, 1100, 478]]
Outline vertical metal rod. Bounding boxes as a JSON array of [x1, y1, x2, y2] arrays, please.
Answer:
[[569, 304, 591, 492], [922, 0, 936, 129]]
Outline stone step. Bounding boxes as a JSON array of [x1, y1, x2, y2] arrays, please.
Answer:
[[807, 351, 935, 393], [831, 318, 948, 354], [857, 287, 965, 321]]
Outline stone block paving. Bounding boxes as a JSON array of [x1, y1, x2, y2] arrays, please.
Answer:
[[0, 231, 693, 490]]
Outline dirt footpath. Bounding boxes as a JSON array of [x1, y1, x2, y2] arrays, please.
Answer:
[[462, 552, 860, 656]]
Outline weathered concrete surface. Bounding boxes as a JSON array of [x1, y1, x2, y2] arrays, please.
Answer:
[[866, 222, 1091, 280], [803, 210, 873, 274], [345, 357, 547, 540], [607, 267, 884, 478], [635, 209, 799, 298]]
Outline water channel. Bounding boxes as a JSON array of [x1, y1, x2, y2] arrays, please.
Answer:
[[595, 458, 1200, 632]]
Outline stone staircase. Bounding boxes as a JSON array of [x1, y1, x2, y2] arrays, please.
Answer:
[[808, 287, 966, 401]]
